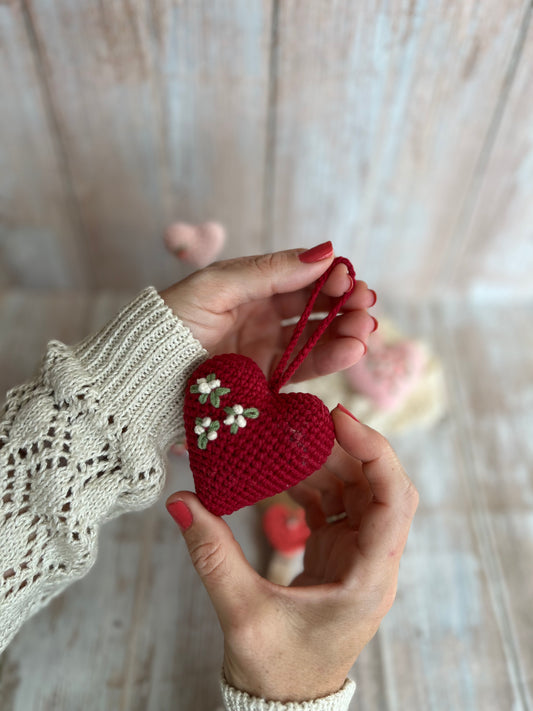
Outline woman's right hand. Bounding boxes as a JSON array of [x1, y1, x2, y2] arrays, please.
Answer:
[[166, 406, 418, 703]]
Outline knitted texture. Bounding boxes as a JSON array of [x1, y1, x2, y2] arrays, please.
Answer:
[[185, 354, 335, 516], [0, 287, 207, 653], [220, 675, 356, 711]]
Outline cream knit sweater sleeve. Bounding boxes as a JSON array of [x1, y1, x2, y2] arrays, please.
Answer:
[[0, 287, 207, 653], [221, 676, 356, 711]]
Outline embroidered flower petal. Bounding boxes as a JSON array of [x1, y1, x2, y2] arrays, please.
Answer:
[[207, 431, 218, 441], [201, 417, 212, 428], [236, 415, 246, 428], [194, 425, 205, 435], [224, 415, 235, 425], [198, 382, 211, 394], [233, 404, 244, 415]]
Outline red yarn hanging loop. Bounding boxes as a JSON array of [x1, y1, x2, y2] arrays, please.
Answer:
[[268, 256, 356, 393]]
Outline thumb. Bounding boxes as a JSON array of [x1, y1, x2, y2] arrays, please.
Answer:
[[166, 492, 261, 627], [204, 243, 339, 307]]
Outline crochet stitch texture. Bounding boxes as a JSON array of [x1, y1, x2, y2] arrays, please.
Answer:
[[185, 354, 335, 516], [0, 287, 207, 653]]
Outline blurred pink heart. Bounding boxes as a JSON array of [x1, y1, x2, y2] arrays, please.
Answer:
[[344, 338, 426, 410], [164, 221, 226, 267]]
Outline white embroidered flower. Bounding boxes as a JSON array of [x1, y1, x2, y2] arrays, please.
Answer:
[[194, 417, 212, 435], [223, 405, 248, 429], [196, 377, 221, 394], [207, 430, 218, 441]]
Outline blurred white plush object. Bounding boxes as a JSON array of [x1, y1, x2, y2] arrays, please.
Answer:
[[284, 318, 447, 436]]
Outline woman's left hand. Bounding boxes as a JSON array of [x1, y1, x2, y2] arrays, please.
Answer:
[[160, 243, 376, 383]]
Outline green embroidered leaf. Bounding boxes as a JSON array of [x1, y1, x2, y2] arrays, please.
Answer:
[[198, 433, 208, 450], [210, 393, 220, 408], [206, 373, 217, 382], [190, 384, 200, 393], [224, 406, 234, 415], [195, 417, 204, 427], [230, 423, 239, 435], [217, 387, 231, 397], [210, 420, 220, 432], [244, 408, 259, 419], [199, 393, 208, 405]]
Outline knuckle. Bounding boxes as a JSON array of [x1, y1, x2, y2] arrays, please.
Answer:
[[253, 252, 279, 279], [403, 478, 420, 512], [190, 540, 227, 580]]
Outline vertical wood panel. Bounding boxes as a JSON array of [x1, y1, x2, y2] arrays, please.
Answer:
[[451, 13, 533, 298], [0, 1, 88, 288], [25, 0, 271, 290], [152, 0, 272, 266], [270, 0, 529, 299]]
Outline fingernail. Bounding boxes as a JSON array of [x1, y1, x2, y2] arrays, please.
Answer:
[[371, 316, 379, 332], [358, 338, 367, 356], [346, 274, 355, 293], [298, 241, 333, 263], [167, 499, 193, 531], [369, 289, 377, 306], [336, 403, 360, 422]]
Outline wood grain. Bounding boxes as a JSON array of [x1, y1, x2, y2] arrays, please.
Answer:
[[0, 1, 88, 288], [269, 0, 530, 299], [449, 9, 533, 298], [21, 0, 271, 290]]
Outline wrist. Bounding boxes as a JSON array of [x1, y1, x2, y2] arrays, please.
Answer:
[[220, 668, 356, 709], [223, 650, 348, 704]]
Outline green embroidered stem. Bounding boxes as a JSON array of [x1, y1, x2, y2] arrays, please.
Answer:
[[210, 387, 230, 407]]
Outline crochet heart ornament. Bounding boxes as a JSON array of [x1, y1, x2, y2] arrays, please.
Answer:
[[184, 256, 356, 516]]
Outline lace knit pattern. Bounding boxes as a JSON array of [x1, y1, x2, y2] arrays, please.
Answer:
[[0, 287, 207, 653], [221, 675, 356, 711]]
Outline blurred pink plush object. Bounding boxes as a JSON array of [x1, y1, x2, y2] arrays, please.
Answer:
[[345, 335, 426, 411], [164, 221, 226, 267]]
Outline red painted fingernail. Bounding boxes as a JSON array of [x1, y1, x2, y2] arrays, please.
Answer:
[[371, 316, 379, 332], [369, 289, 377, 306], [166, 499, 193, 531], [298, 241, 333, 263], [336, 403, 360, 422]]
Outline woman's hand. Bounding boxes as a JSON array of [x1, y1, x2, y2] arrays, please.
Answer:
[[166, 406, 418, 703], [159, 243, 377, 383]]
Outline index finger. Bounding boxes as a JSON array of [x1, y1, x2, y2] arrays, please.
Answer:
[[332, 406, 419, 564]]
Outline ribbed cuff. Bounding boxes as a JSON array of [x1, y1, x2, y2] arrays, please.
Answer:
[[220, 675, 356, 711], [72, 287, 208, 451]]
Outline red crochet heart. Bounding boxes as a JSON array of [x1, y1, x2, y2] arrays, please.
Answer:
[[184, 354, 335, 516]]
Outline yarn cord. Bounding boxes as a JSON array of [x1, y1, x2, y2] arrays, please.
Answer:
[[268, 256, 356, 393]]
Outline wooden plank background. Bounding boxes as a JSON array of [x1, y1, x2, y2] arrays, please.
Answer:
[[1, 1, 533, 709], [1, 0, 532, 298]]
